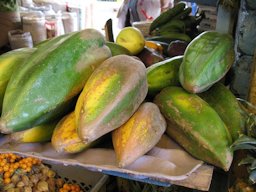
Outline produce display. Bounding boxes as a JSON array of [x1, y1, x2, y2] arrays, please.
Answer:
[[154, 86, 233, 171], [0, 2, 249, 191], [0, 153, 81, 192], [148, 2, 203, 44], [133, 2, 203, 68], [0, 29, 111, 133], [75, 55, 147, 144]]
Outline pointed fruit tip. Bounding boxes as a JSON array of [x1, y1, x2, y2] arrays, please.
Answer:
[[0, 119, 12, 134]]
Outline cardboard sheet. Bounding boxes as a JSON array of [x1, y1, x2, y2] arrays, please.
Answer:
[[0, 134, 213, 190]]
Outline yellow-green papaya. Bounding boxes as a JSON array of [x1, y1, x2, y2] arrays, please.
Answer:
[[179, 31, 235, 93], [154, 86, 233, 171], [75, 55, 148, 144]]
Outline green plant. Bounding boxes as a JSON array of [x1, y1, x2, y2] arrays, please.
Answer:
[[231, 99, 256, 184], [231, 135, 256, 184]]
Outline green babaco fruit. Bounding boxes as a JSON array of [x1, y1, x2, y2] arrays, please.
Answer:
[[0, 29, 111, 133], [0, 48, 36, 112], [112, 102, 166, 168], [179, 31, 235, 93], [154, 86, 233, 171], [199, 83, 245, 141], [147, 55, 183, 97], [75, 55, 148, 144]]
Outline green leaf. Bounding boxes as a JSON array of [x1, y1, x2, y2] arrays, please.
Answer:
[[231, 135, 256, 151], [232, 135, 256, 145], [249, 159, 256, 170], [239, 155, 255, 166], [232, 143, 256, 151], [237, 98, 256, 137]]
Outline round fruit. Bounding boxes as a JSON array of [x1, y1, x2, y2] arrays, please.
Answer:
[[116, 27, 145, 55]]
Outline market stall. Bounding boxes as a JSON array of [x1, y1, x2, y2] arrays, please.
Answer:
[[0, 0, 256, 192]]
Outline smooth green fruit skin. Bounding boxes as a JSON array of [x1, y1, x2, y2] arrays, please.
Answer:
[[76, 55, 148, 143], [0, 48, 36, 112], [147, 55, 183, 96], [154, 86, 233, 171], [179, 31, 235, 93], [199, 83, 245, 141], [0, 29, 111, 133], [35, 32, 77, 48], [106, 42, 131, 56]]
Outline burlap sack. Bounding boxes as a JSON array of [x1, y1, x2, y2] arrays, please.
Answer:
[[0, 11, 21, 48]]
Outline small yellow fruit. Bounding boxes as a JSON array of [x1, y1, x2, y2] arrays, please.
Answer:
[[116, 27, 145, 55]]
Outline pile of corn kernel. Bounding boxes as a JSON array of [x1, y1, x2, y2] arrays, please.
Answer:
[[0, 153, 82, 192]]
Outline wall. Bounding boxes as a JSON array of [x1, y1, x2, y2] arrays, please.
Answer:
[[230, 0, 256, 99]]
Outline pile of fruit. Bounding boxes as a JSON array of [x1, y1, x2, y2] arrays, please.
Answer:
[[118, 2, 204, 67], [0, 3, 249, 188], [0, 153, 81, 192]]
